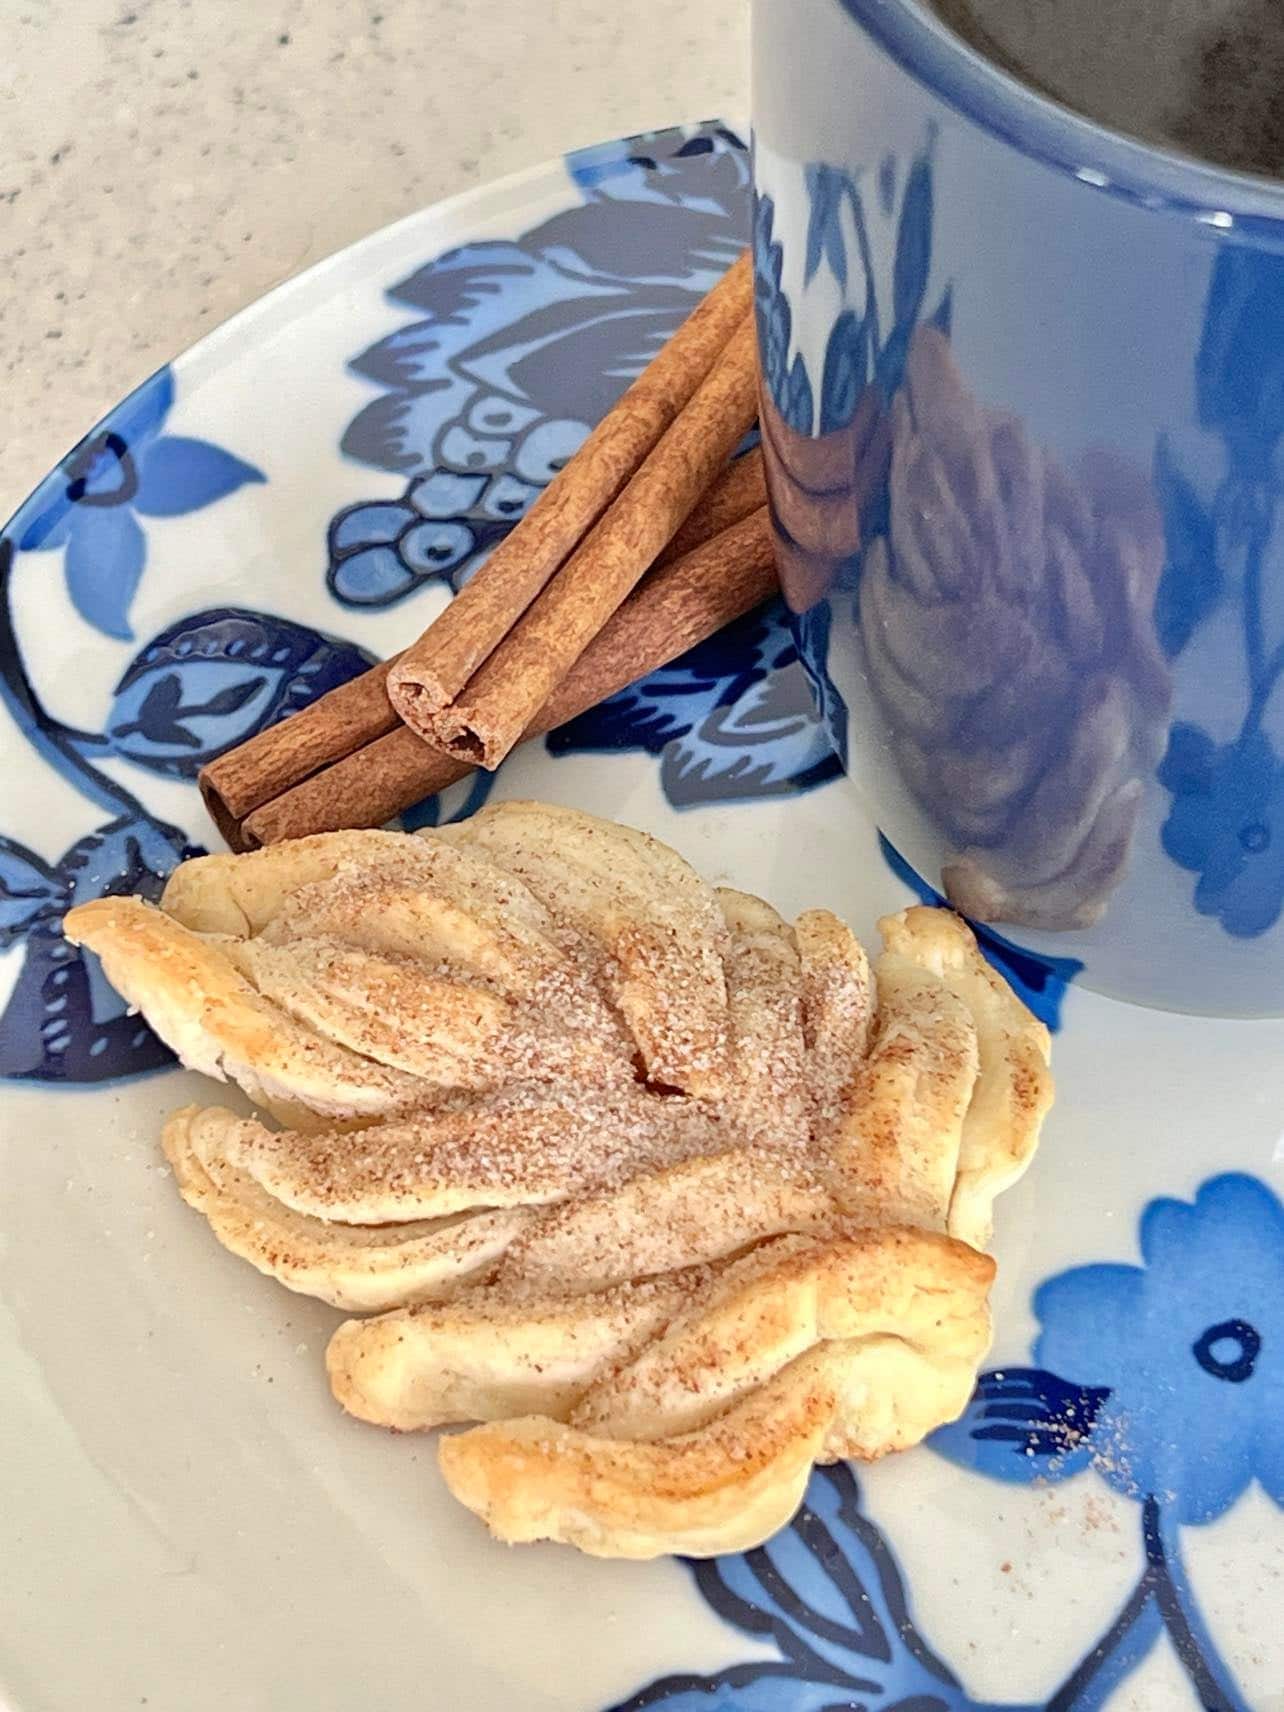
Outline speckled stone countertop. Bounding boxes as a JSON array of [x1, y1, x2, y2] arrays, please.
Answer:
[[0, 0, 746, 519]]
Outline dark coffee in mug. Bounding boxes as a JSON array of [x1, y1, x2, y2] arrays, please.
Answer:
[[921, 0, 1284, 178]]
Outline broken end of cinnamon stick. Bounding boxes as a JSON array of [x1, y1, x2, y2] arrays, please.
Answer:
[[384, 662, 452, 743], [387, 659, 505, 768], [421, 705, 505, 771]]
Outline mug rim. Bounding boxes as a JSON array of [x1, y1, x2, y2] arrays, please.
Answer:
[[837, 0, 1284, 230]]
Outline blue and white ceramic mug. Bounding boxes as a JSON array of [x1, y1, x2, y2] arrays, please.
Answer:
[[754, 0, 1284, 1013]]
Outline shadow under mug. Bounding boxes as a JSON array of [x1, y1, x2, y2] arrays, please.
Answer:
[[753, 0, 1284, 1014]]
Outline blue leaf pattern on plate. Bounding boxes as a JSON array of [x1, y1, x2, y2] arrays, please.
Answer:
[[661, 664, 839, 806], [0, 815, 199, 1083], [0, 838, 66, 948], [133, 435, 265, 518], [610, 1466, 978, 1712], [107, 608, 376, 778], [64, 506, 147, 640], [929, 1368, 1110, 1483], [548, 599, 841, 807]]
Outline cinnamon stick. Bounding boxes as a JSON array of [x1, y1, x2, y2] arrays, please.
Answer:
[[416, 316, 760, 769], [198, 661, 397, 847], [384, 251, 752, 725], [663, 445, 763, 560], [238, 508, 777, 848], [198, 447, 766, 839]]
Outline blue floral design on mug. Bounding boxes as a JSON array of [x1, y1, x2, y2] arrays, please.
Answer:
[[1158, 725, 1284, 938], [13, 368, 264, 639], [758, 132, 1175, 947], [1155, 245, 1284, 940]]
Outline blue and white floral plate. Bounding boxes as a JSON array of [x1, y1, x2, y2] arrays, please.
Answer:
[[1, 123, 1281, 1712]]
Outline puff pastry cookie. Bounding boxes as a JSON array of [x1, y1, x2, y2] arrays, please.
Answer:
[[64, 800, 1052, 1559]]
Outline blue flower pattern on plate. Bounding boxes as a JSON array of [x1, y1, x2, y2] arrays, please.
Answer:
[[928, 1172, 1282, 1707], [1034, 1173, 1284, 1524], [13, 367, 264, 639]]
